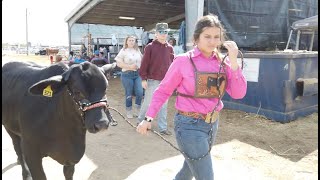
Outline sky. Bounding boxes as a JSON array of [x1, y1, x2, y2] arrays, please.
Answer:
[[2, 0, 83, 46]]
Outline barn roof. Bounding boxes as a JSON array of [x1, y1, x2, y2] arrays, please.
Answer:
[[65, 0, 185, 31]]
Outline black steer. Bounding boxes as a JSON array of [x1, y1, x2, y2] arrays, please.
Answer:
[[2, 61, 116, 180]]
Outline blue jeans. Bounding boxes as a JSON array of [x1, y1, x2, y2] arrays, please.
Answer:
[[174, 113, 219, 180], [120, 71, 143, 110], [138, 79, 168, 131]]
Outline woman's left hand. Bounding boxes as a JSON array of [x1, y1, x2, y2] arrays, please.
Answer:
[[223, 41, 239, 70], [136, 120, 151, 135]]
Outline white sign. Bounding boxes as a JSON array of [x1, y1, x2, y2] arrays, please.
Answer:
[[237, 58, 260, 82], [111, 34, 118, 45]]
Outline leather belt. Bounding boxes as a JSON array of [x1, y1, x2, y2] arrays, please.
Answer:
[[123, 70, 137, 72], [178, 110, 219, 124]]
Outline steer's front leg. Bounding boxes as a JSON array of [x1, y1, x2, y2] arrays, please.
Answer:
[[5, 130, 32, 180], [63, 165, 75, 180], [23, 143, 46, 180]]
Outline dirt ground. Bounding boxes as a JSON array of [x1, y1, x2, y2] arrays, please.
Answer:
[[88, 77, 318, 179], [2, 54, 318, 179]]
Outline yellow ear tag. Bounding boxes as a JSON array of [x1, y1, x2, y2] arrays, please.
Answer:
[[43, 85, 53, 97]]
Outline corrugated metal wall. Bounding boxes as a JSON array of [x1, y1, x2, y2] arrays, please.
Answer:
[[207, 0, 318, 51]]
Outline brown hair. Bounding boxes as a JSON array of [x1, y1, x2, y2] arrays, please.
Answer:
[[123, 35, 139, 50], [168, 38, 176, 46], [193, 14, 227, 60]]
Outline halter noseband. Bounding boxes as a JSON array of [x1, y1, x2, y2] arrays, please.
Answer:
[[81, 100, 108, 111], [66, 88, 109, 126]]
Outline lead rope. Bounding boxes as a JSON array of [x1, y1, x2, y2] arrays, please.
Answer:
[[202, 50, 244, 160], [107, 107, 183, 152], [108, 50, 244, 161], [199, 52, 229, 160], [176, 51, 227, 161], [106, 94, 220, 161]]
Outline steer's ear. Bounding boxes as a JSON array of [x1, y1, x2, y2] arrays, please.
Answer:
[[28, 75, 65, 97], [99, 62, 117, 74]]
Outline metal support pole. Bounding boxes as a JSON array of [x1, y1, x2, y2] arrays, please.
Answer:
[[88, 33, 92, 56], [295, 30, 301, 51], [285, 30, 293, 50], [185, 0, 204, 51], [205, 0, 209, 15], [97, 38, 100, 50], [68, 23, 72, 53], [309, 31, 315, 51], [26, 8, 29, 55], [87, 24, 90, 55]]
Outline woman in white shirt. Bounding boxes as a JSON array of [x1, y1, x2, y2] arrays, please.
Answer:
[[115, 35, 143, 119]]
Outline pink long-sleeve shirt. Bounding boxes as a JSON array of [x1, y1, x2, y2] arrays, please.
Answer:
[[146, 47, 247, 118]]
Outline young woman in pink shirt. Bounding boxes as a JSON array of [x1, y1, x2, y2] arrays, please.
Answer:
[[136, 14, 247, 180]]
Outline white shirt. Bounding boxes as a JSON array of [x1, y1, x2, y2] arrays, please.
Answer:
[[115, 48, 143, 72]]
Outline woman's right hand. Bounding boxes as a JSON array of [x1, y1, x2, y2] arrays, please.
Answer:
[[142, 80, 147, 89]]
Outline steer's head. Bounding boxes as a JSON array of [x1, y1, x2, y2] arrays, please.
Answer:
[[28, 62, 116, 133]]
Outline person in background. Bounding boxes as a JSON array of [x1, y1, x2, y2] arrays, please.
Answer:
[[81, 43, 87, 56], [102, 46, 109, 62], [91, 50, 100, 60], [168, 38, 184, 56], [168, 38, 175, 46], [90, 50, 99, 62], [68, 51, 74, 61], [73, 54, 86, 64], [115, 35, 144, 119], [91, 50, 108, 66], [137, 22, 174, 135], [99, 51, 108, 64], [136, 14, 247, 179], [99, 47, 104, 53]]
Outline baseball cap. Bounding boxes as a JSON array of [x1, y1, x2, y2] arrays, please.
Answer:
[[94, 50, 100, 55], [155, 22, 169, 32]]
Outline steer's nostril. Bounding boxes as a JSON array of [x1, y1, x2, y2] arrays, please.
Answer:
[[94, 121, 109, 131]]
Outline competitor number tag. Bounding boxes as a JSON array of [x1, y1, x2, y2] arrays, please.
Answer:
[[43, 85, 53, 97]]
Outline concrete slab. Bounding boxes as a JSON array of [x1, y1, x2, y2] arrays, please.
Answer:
[[126, 139, 318, 180], [2, 126, 318, 180]]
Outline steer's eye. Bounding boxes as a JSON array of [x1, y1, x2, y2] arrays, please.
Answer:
[[74, 91, 86, 100]]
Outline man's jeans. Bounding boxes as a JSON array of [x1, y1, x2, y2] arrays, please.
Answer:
[[173, 113, 219, 180], [138, 79, 168, 131], [120, 71, 143, 110]]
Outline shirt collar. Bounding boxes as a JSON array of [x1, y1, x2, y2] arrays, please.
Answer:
[[153, 39, 169, 46], [190, 46, 217, 60]]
